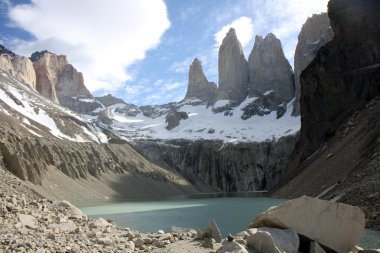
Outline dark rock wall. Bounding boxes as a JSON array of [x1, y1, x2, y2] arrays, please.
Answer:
[[133, 136, 296, 192], [294, 0, 380, 164]]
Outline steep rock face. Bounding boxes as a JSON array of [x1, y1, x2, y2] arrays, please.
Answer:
[[294, 0, 380, 163], [272, 0, 380, 229], [96, 94, 126, 107], [184, 58, 217, 102], [218, 28, 249, 103], [248, 33, 294, 104], [133, 136, 296, 191], [0, 46, 36, 89], [32, 51, 100, 113], [292, 13, 334, 116]]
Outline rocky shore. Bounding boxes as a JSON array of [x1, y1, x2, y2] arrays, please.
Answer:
[[1, 167, 378, 253]]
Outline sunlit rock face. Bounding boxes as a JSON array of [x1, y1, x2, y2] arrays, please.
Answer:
[[0, 45, 37, 90], [248, 33, 295, 105], [218, 28, 249, 103], [184, 58, 217, 103], [32, 51, 100, 113]]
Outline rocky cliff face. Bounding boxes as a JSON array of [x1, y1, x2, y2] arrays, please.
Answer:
[[248, 33, 294, 104], [272, 0, 380, 229], [31, 51, 100, 113], [294, 0, 380, 163], [96, 94, 126, 107], [292, 13, 333, 116], [0, 45, 36, 90], [133, 136, 296, 192], [218, 28, 249, 103], [184, 58, 217, 102]]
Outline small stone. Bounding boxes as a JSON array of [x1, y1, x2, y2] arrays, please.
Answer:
[[133, 238, 145, 247], [202, 238, 215, 249]]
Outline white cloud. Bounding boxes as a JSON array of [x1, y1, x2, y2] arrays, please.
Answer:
[[214, 16, 254, 48], [7, 0, 170, 92]]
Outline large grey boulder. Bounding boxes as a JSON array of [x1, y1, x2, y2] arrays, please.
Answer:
[[248, 33, 294, 105], [246, 227, 299, 253], [218, 28, 249, 103], [207, 219, 222, 243], [184, 58, 217, 102], [216, 241, 248, 253], [249, 196, 365, 253], [292, 13, 333, 116]]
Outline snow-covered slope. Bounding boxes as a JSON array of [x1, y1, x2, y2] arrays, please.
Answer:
[[0, 70, 107, 143], [88, 97, 300, 143]]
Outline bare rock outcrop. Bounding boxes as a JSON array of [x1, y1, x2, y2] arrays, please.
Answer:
[[218, 28, 249, 103], [184, 58, 217, 102], [292, 13, 333, 116], [132, 136, 297, 192], [294, 0, 380, 162], [248, 33, 294, 104], [32, 51, 100, 113], [0, 45, 36, 89], [96, 94, 126, 107]]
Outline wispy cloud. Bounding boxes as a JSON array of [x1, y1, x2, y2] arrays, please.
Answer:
[[6, 0, 170, 92]]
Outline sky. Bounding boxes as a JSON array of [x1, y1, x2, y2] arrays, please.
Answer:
[[0, 0, 329, 105]]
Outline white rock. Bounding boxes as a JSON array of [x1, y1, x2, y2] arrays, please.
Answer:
[[48, 220, 77, 233], [54, 200, 85, 219], [125, 241, 135, 251], [17, 213, 37, 230], [246, 227, 299, 253], [89, 218, 110, 229], [216, 241, 248, 253], [249, 196, 365, 253], [133, 237, 145, 247], [207, 219, 222, 243]]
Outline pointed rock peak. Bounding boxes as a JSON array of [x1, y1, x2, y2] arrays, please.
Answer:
[[227, 28, 237, 37], [0, 44, 15, 56], [30, 50, 52, 62], [265, 33, 278, 40], [31, 50, 67, 63], [189, 58, 208, 84]]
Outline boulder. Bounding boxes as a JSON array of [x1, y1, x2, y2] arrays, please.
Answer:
[[216, 241, 248, 253], [207, 219, 222, 243], [16, 213, 37, 230], [246, 227, 299, 253], [54, 200, 85, 219], [48, 220, 77, 233], [249, 196, 365, 253], [89, 218, 111, 229]]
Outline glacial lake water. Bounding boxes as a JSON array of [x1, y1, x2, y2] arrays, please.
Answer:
[[78, 193, 380, 249]]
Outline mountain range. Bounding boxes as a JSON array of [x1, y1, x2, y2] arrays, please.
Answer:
[[0, 0, 379, 230]]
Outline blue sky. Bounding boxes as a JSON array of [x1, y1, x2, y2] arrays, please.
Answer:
[[0, 0, 328, 105]]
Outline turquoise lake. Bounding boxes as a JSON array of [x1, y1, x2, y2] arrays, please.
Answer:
[[78, 193, 380, 249]]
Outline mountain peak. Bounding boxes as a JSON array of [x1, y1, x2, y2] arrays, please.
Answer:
[[0, 44, 16, 56], [184, 58, 217, 102]]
